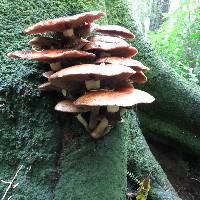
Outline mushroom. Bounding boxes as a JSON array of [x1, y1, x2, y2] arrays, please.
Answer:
[[28, 37, 63, 49], [95, 57, 149, 72], [74, 87, 155, 138], [7, 49, 96, 71], [55, 99, 90, 131], [88, 35, 130, 45], [83, 36, 138, 58], [94, 24, 135, 39], [84, 42, 137, 58], [131, 71, 147, 84], [23, 11, 106, 35], [48, 64, 136, 91], [29, 37, 90, 50]]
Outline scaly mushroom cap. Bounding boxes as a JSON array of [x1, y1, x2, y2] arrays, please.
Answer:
[[95, 57, 149, 72], [95, 24, 135, 39], [49, 64, 136, 88], [7, 49, 96, 62], [23, 11, 106, 34], [74, 87, 155, 107], [55, 99, 89, 113]]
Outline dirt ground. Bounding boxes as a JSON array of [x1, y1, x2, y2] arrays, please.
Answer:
[[149, 140, 200, 200]]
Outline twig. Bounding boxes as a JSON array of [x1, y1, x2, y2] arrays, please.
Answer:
[[1, 165, 23, 200]]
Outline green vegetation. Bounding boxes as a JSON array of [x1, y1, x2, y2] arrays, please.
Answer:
[[148, 0, 200, 83]]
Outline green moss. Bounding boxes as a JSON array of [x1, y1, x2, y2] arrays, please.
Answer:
[[126, 111, 181, 200], [138, 112, 200, 155], [54, 117, 128, 200]]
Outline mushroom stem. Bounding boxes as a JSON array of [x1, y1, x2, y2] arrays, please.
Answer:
[[62, 89, 67, 97], [63, 28, 74, 37], [50, 62, 61, 71], [91, 117, 109, 139], [107, 105, 119, 113], [89, 107, 100, 130], [76, 114, 89, 132], [85, 80, 100, 90]]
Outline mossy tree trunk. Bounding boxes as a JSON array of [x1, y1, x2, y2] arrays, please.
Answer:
[[1, 0, 198, 200]]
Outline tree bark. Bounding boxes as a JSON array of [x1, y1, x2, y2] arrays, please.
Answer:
[[149, 0, 170, 30], [1, 0, 198, 199]]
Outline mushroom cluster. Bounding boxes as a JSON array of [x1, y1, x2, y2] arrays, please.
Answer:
[[8, 11, 154, 139]]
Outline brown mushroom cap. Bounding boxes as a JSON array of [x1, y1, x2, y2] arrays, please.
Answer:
[[95, 24, 135, 39], [84, 42, 137, 58], [131, 71, 147, 83], [74, 87, 155, 107], [95, 57, 149, 72], [55, 99, 89, 113], [7, 49, 96, 62], [49, 64, 136, 88], [23, 11, 106, 34]]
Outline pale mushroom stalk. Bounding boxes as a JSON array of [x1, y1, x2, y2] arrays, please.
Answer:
[[50, 62, 62, 71], [62, 89, 67, 97], [89, 107, 100, 130], [85, 80, 100, 90], [91, 117, 109, 139], [76, 113, 90, 132], [107, 105, 119, 113]]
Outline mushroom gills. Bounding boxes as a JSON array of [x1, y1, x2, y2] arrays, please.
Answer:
[[89, 107, 100, 130], [91, 117, 109, 139], [50, 62, 62, 71], [107, 105, 119, 113], [76, 113, 90, 132], [63, 28, 74, 37], [85, 80, 100, 90]]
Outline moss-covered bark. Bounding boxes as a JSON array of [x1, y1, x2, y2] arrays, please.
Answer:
[[54, 118, 128, 200], [1, 0, 193, 199], [126, 112, 181, 200], [139, 113, 200, 155]]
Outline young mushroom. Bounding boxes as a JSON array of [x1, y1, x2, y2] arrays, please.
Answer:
[[74, 86, 155, 138], [55, 99, 90, 132]]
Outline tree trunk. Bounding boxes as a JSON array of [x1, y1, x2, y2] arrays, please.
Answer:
[[1, 0, 198, 199], [149, 0, 171, 30]]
